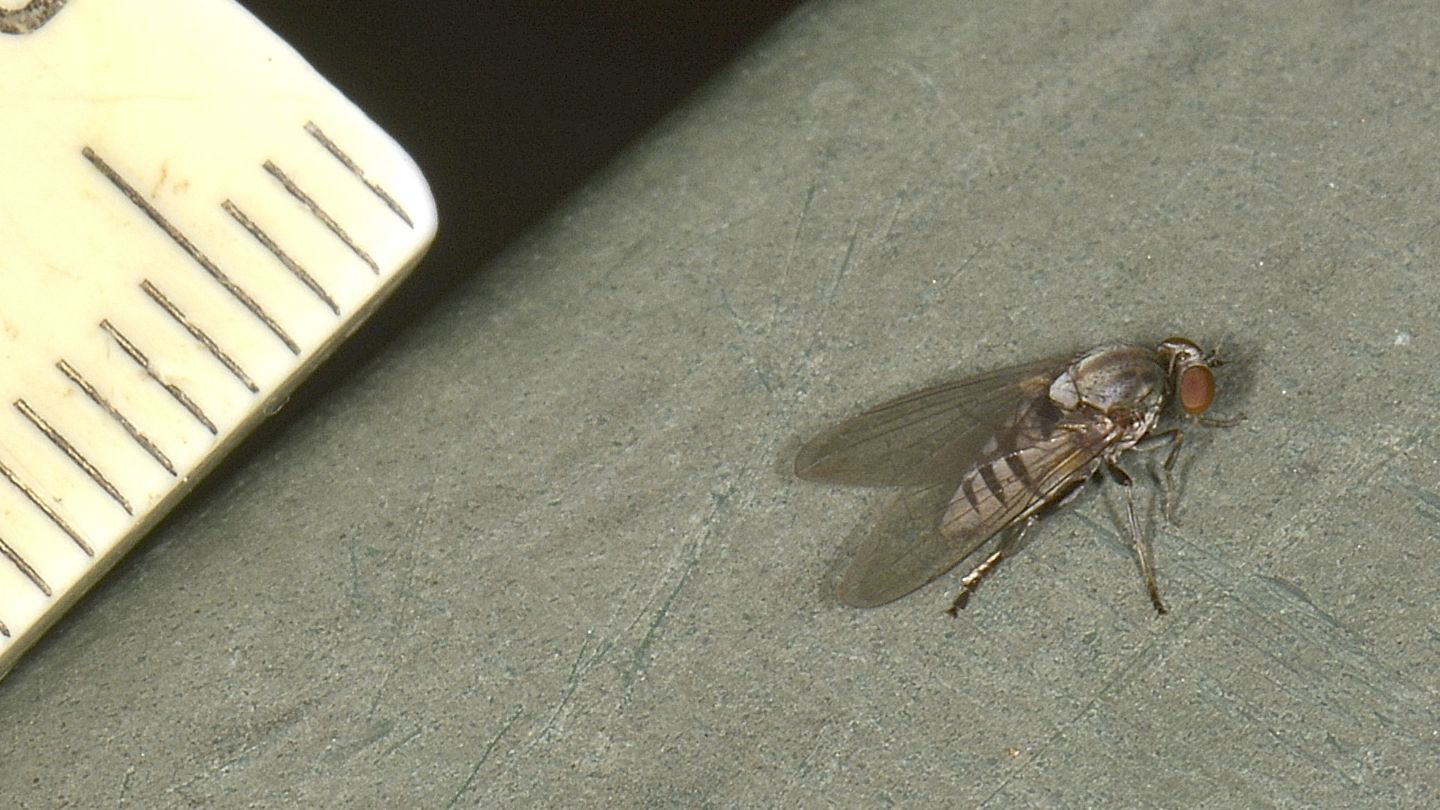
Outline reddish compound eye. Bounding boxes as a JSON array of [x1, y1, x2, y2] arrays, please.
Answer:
[[1179, 365, 1215, 415]]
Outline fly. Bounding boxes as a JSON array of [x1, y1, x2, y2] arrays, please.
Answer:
[[795, 337, 1237, 615]]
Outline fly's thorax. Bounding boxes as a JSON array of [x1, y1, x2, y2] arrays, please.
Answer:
[[1047, 343, 1165, 415]]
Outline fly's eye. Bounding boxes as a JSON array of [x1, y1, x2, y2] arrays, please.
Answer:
[[1178, 365, 1216, 415]]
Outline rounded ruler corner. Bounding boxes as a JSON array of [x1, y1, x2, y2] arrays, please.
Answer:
[[0, 0, 438, 679]]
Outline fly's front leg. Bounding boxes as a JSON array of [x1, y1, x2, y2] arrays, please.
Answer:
[[1138, 414, 1245, 525], [1106, 458, 1167, 615], [1200, 413, 1246, 428], [947, 517, 1036, 616], [1133, 428, 1184, 525]]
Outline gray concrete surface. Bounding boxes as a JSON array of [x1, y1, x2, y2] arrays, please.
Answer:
[[3, 0, 1439, 806]]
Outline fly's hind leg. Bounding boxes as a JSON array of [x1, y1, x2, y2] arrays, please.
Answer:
[[947, 517, 1037, 616], [1106, 458, 1167, 615]]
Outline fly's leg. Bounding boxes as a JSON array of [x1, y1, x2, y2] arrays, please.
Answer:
[[1200, 413, 1246, 428], [946, 549, 1004, 616], [1133, 429, 1184, 526], [947, 517, 1036, 616], [1137, 414, 1246, 525], [1106, 458, 1168, 615]]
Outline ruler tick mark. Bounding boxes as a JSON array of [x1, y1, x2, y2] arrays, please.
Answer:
[[0, 535, 52, 596], [141, 280, 259, 393], [100, 319, 219, 435], [0, 460, 93, 556], [263, 159, 380, 274], [81, 147, 301, 354], [57, 360, 177, 476], [15, 399, 134, 515], [305, 121, 414, 228], [223, 200, 341, 315]]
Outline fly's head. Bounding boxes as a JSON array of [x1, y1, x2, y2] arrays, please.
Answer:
[[1157, 336, 1217, 417]]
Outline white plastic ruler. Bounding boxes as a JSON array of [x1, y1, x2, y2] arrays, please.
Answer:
[[0, 0, 436, 678]]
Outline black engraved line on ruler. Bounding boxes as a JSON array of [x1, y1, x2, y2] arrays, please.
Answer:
[[14, 400, 134, 515], [222, 200, 341, 315], [57, 360, 177, 476], [100, 320, 218, 435], [305, 121, 414, 228], [0, 535, 52, 596], [140, 280, 259, 394], [263, 160, 380, 274], [0, 460, 93, 556], [80, 147, 301, 355], [0, 0, 70, 36]]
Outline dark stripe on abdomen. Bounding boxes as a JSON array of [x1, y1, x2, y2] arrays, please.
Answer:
[[1004, 453, 1036, 494], [961, 474, 982, 512], [978, 462, 1007, 506]]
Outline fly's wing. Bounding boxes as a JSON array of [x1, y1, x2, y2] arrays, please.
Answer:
[[836, 408, 1111, 607], [795, 356, 1071, 487]]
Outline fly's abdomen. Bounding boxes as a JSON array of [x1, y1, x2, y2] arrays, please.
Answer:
[[939, 427, 1102, 541], [940, 453, 1036, 538]]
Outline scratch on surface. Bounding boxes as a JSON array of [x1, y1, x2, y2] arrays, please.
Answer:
[[1408, 482, 1440, 522], [880, 192, 905, 245], [445, 706, 522, 809], [800, 219, 864, 368], [719, 286, 751, 331], [1255, 574, 1344, 631], [901, 61, 945, 104], [789, 721, 833, 780], [348, 542, 362, 606], [719, 285, 779, 394], [1151, 499, 1439, 723], [1345, 426, 1432, 488], [623, 486, 733, 697], [1071, 497, 1440, 794], [116, 765, 135, 808], [831, 221, 862, 300], [533, 636, 594, 746], [366, 668, 395, 722], [367, 496, 431, 720], [1227, 571, 1433, 719], [935, 241, 987, 293], [910, 239, 990, 318], [978, 634, 1166, 807], [771, 182, 818, 334], [382, 725, 423, 757], [165, 698, 319, 800], [625, 548, 699, 689], [1193, 672, 1367, 792]]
